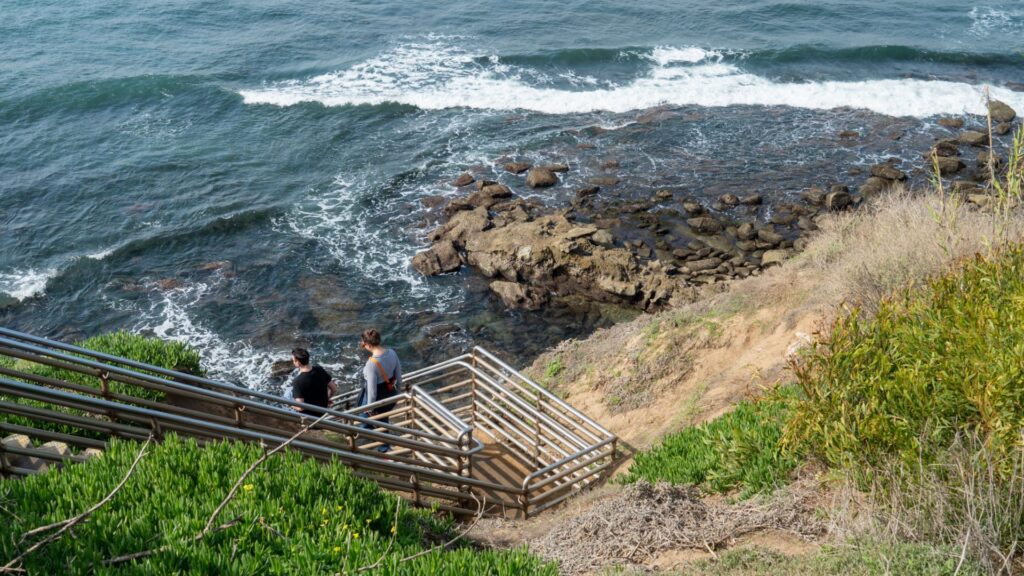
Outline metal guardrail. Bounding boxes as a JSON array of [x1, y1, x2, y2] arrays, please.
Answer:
[[0, 327, 616, 518]]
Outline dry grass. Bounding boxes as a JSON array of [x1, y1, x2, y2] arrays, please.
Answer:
[[794, 187, 1024, 314], [528, 480, 825, 576], [829, 434, 1024, 575]]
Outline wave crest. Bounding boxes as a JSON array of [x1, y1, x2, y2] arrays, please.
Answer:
[[239, 40, 1024, 118]]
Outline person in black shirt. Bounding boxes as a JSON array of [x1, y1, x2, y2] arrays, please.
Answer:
[[289, 347, 336, 417]]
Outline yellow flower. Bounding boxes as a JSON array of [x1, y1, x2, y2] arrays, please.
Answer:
[[242, 484, 254, 492], [352, 533, 360, 539], [332, 546, 342, 553], [321, 507, 328, 515], [335, 505, 343, 511], [390, 526, 397, 534]]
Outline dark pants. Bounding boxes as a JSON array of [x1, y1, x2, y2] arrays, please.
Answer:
[[357, 389, 390, 451]]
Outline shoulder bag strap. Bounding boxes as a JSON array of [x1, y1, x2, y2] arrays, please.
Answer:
[[370, 357, 395, 390]]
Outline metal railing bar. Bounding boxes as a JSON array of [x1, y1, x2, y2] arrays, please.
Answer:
[[472, 390, 577, 462], [522, 437, 616, 489], [525, 446, 613, 492], [464, 356, 601, 446], [458, 365, 592, 450], [0, 422, 107, 450], [0, 400, 152, 439], [472, 347, 614, 438], [0, 444, 92, 465], [0, 377, 519, 493], [0, 336, 461, 446]]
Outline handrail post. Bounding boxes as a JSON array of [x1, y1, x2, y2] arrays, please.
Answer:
[[533, 388, 542, 467], [470, 353, 478, 426]]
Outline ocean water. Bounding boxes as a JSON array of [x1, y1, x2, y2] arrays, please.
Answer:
[[2, 0, 1023, 391]]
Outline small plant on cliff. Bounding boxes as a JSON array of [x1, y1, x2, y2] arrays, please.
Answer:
[[544, 358, 564, 380]]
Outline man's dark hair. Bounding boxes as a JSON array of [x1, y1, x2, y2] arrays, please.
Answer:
[[360, 329, 382, 347], [292, 347, 311, 366]]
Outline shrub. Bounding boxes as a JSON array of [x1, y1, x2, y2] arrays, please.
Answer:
[[1, 331, 204, 439], [620, 389, 801, 498], [786, 245, 1024, 471], [0, 435, 557, 575]]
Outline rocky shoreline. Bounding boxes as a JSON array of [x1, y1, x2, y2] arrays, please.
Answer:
[[413, 101, 1018, 313]]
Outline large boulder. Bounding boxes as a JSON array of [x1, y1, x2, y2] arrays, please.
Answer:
[[959, 130, 989, 147], [504, 162, 532, 174], [826, 190, 852, 211], [762, 249, 795, 267], [989, 100, 1017, 123], [736, 222, 757, 241], [934, 156, 965, 175], [756, 226, 784, 246], [526, 167, 559, 188], [412, 240, 463, 276], [452, 173, 474, 187], [687, 216, 723, 234], [938, 117, 964, 129], [870, 163, 907, 181]]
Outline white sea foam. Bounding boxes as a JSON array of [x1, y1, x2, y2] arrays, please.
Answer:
[[240, 40, 1024, 118], [648, 46, 720, 65], [969, 7, 1023, 36], [277, 174, 464, 312], [0, 268, 58, 301], [134, 279, 277, 391], [85, 247, 117, 260]]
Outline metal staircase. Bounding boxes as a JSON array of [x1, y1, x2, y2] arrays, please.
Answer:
[[0, 327, 616, 518]]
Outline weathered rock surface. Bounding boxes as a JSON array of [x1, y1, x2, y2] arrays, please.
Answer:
[[989, 100, 1017, 123], [959, 130, 989, 147], [687, 216, 723, 234], [934, 156, 965, 175], [526, 167, 558, 188], [412, 240, 463, 275], [504, 162, 532, 174], [452, 173, 475, 187], [418, 205, 690, 311], [490, 281, 546, 310], [870, 163, 907, 181], [938, 117, 964, 129]]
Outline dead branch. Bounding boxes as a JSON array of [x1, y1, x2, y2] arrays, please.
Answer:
[[1, 436, 153, 573], [339, 493, 487, 576], [203, 412, 332, 535], [102, 516, 243, 566]]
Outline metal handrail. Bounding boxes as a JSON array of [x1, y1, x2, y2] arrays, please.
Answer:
[[0, 338, 473, 452], [0, 377, 513, 494], [0, 327, 617, 518]]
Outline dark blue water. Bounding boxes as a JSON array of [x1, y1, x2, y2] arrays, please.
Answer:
[[2, 0, 1023, 390]]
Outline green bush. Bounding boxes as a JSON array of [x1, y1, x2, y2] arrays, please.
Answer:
[[0, 332, 204, 439], [786, 245, 1024, 470], [0, 435, 557, 575], [620, 389, 801, 498]]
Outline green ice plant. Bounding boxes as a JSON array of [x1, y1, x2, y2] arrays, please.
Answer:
[[620, 388, 802, 498], [0, 435, 557, 575]]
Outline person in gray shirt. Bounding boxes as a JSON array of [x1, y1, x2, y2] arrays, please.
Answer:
[[358, 328, 402, 452]]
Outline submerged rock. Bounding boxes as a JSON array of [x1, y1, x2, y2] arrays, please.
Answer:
[[504, 162, 532, 174]]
